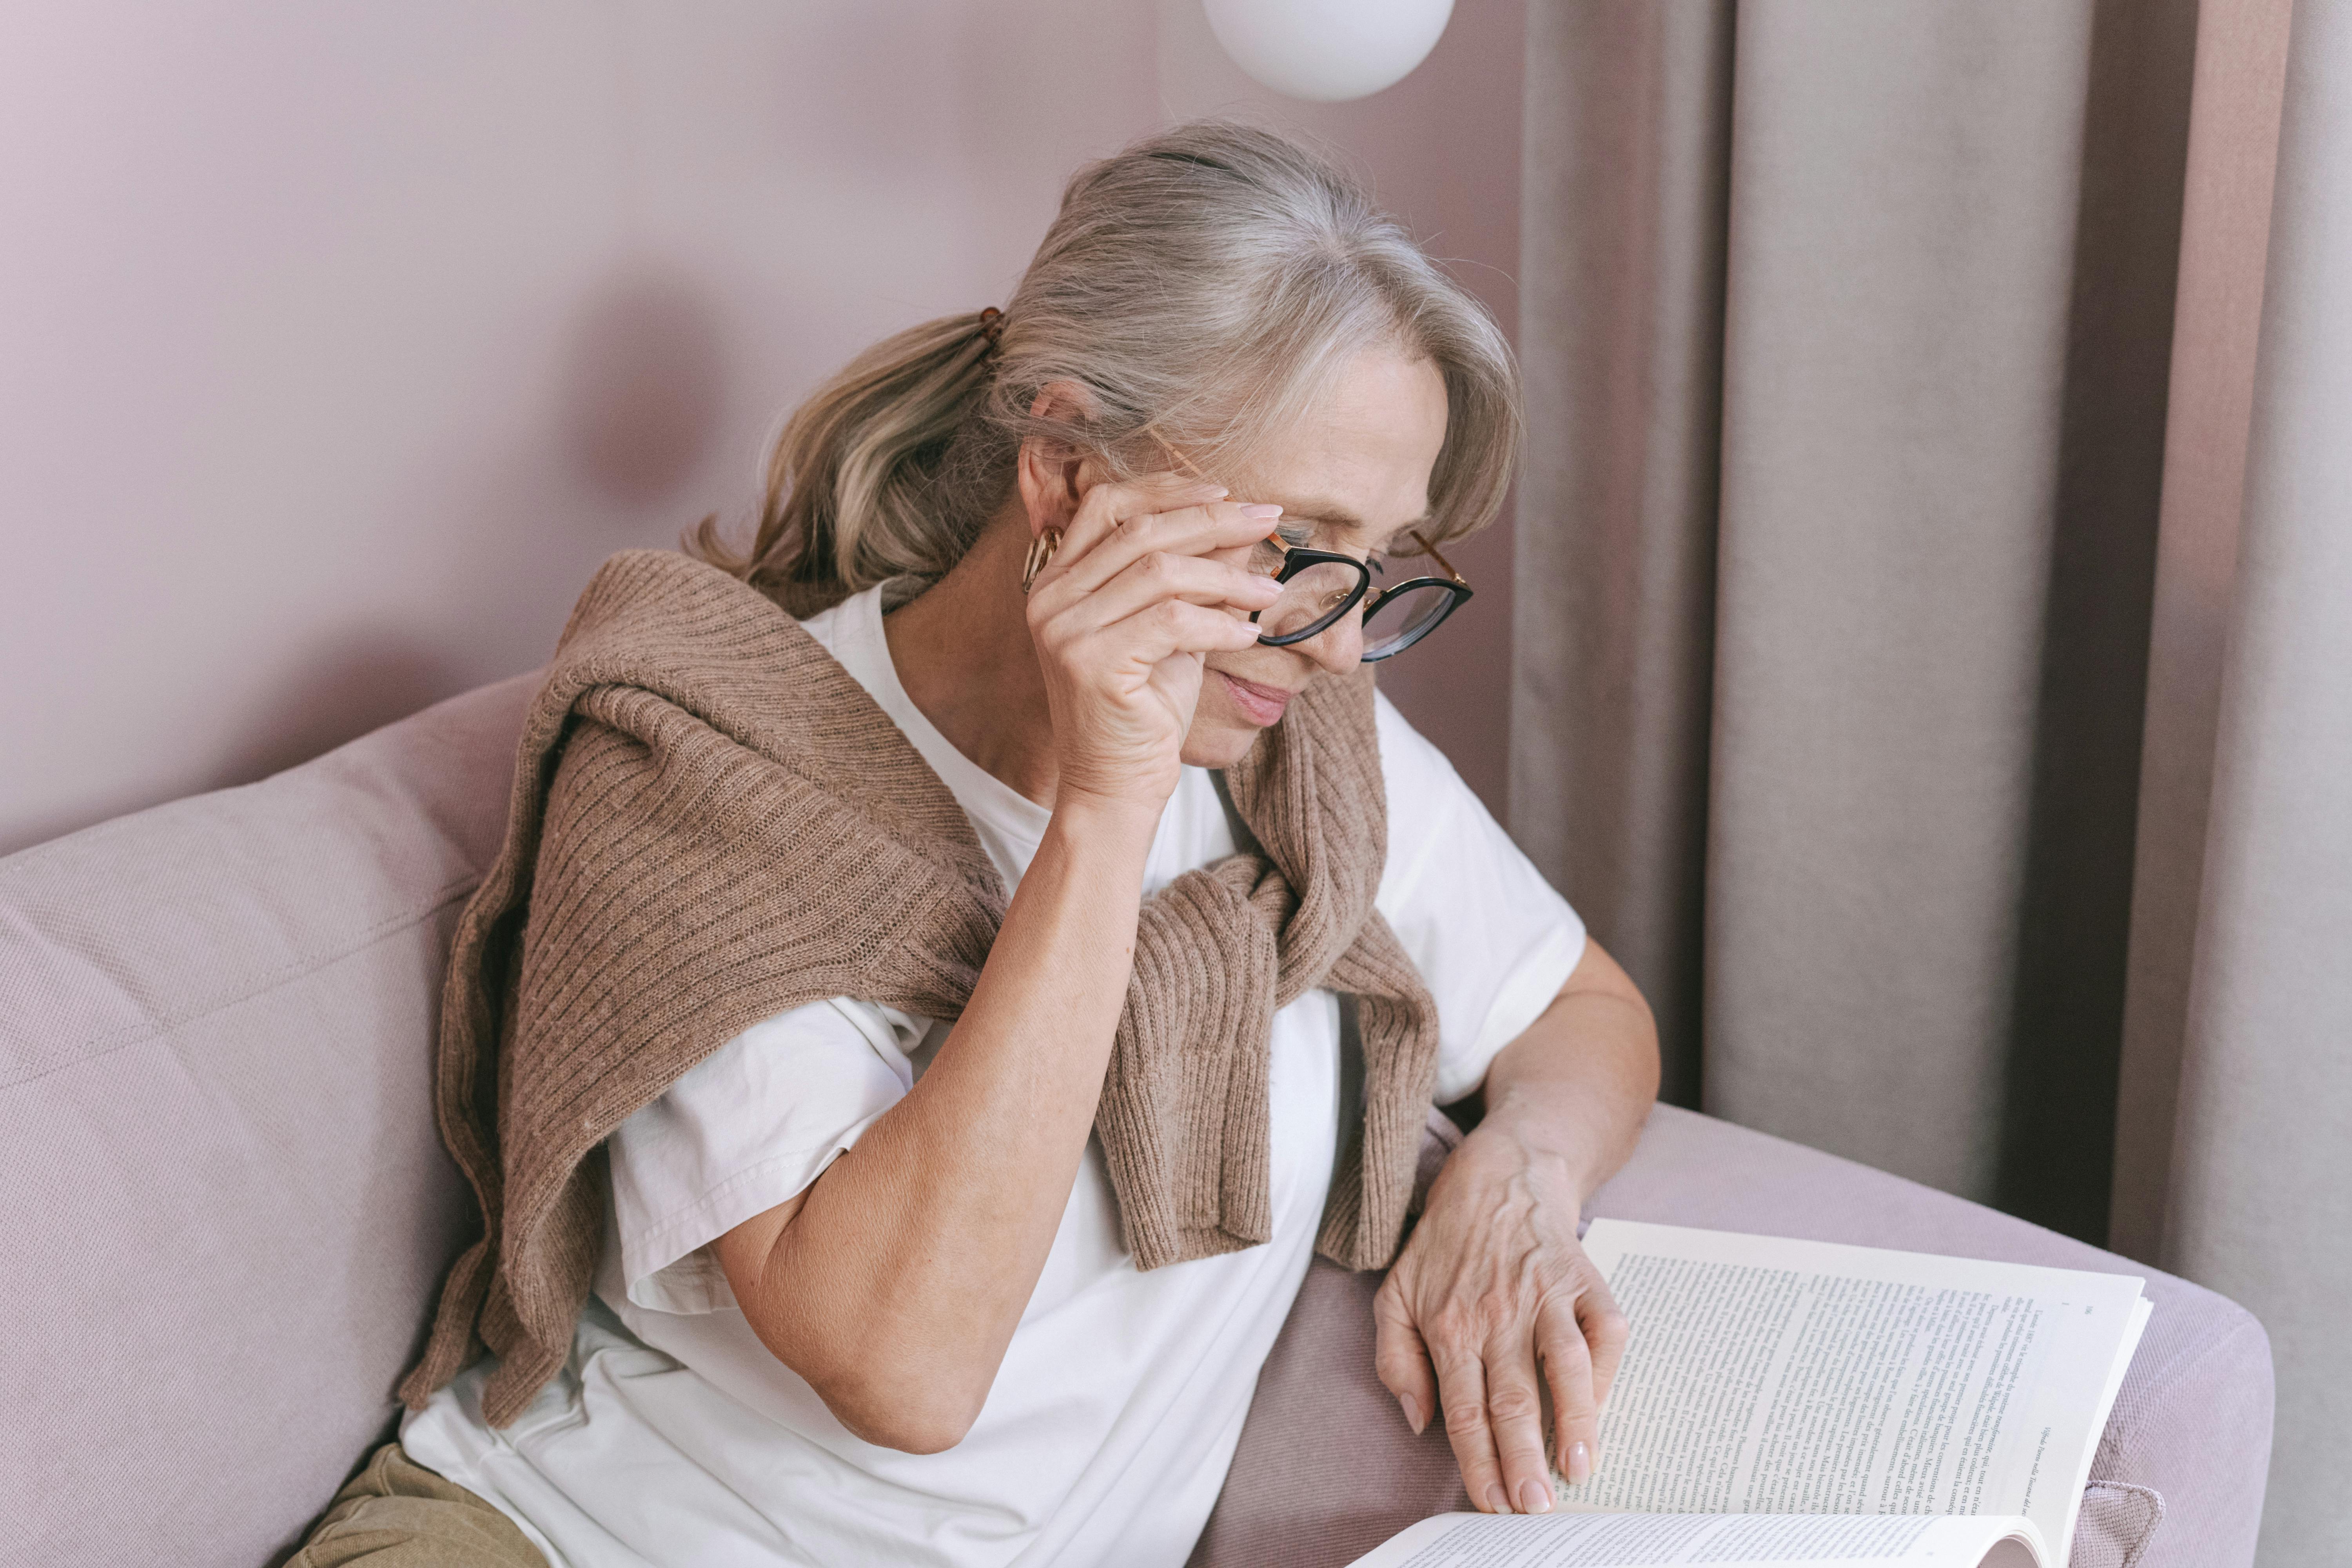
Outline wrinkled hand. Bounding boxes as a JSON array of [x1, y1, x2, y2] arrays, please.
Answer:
[[1024, 473, 1282, 813], [1374, 1127, 1630, 1514]]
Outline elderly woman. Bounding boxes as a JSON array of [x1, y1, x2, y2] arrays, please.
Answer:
[[294, 121, 1659, 1568]]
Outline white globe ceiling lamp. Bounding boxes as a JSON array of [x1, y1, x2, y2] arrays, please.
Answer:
[[1202, 0, 1455, 103]]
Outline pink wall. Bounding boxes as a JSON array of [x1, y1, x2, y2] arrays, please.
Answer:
[[1, 1, 1525, 856]]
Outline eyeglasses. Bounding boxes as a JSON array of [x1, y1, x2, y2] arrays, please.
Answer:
[[1253, 527, 1474, 662]]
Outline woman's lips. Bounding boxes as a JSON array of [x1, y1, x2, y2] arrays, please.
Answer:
[[1218, 671, 1294, 726]]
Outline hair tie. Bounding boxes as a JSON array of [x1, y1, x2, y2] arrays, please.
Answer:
[[976, 306, 1006, 351]]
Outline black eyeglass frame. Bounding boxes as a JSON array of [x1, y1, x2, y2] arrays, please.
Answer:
[[1253, 527, 1475, 662]]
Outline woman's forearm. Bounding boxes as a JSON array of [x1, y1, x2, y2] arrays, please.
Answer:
[[1462, 941, 1659, 1206], [715, 800, 1159, 1449]]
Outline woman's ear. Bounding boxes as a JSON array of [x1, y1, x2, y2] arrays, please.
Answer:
[[1014, 380, 1098, 539]]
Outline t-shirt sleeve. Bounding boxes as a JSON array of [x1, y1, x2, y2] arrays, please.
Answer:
[[604, 997, 924, 1316], [1373, 691, 1588, 1105]]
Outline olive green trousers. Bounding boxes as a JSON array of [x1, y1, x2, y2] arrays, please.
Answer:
[[287, 1444, 548, 1568]]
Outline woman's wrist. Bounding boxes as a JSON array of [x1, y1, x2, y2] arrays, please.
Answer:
[[1451, 1110, 1605, 1213], [1045, 787, 1167, 853]]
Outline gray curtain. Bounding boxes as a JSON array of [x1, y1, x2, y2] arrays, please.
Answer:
[[1514, 0, 2195, 1230], [2156, 5, 2352, 1564], [1514, 2, 2347, 1563]]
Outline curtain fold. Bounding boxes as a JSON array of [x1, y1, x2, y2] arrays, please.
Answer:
[[1512, 0, 1731, 1109], [1706, 0, 2111, 1212], [2108, 0, 2294, 1268], [2160, 6, 2352, 1564], [1515, 0, 2195, 1230], [1515, 2, 2346, 1562]]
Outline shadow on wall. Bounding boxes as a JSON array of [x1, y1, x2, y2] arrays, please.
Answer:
[[228, 265, 735, 788], [0, 263, 736, 860], [562, 265, 729, 508], [0, 627, 468, 861], [215, 628, 467, 790]]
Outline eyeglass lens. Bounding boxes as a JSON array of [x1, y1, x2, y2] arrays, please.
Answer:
[[1362, 583, 1459, 658], [1258, 557, 1365, 642]]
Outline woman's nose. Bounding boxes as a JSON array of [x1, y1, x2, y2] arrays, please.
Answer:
[[1294, 612, 1365, 674]]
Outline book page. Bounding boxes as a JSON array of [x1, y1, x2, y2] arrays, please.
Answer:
[[1347, 1511, 2046, 1568], [2054, 1294, 2150, 1544], [1558, 1221, 2143, 1562]]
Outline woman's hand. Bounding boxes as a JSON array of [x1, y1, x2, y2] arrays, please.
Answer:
[[1023, 473, 1283, 815], [1374, 1128, 1630, 1514], [1371, 940, 1659, 1514]]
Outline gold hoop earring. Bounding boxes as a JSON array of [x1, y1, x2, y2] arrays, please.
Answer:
[[1022, 528, 1062, 594]]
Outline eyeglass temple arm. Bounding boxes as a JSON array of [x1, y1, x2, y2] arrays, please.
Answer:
[[1407, 528, 1466, 584]]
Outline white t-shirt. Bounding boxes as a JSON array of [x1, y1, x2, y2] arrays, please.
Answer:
[[401, 584, 1586, 1568]]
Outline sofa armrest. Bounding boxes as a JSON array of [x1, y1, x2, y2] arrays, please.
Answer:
[[1191, 1104, 2273, 1568]]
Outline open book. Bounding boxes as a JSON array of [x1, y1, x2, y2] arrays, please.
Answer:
[[1349, 1220, 2151, 1568]]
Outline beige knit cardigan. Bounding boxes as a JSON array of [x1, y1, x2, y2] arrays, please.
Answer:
[[397, 549, 1440, 1426]]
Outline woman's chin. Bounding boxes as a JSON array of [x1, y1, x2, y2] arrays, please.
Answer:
[[1181, 702, 1271, 769]]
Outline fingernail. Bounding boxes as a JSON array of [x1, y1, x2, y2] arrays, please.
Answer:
[[1483, 1485, 1512, 1515], [1397, 1394, 1425, 1435], [1567, 1440, 1592, 1485], [1239, 503, 1283, 519], [1518, 1479, 1552, 1514]]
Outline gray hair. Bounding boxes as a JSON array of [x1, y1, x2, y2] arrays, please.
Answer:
[[693, 120, 1521, 614]]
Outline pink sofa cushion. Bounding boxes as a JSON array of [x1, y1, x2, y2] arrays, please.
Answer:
[[0, 675, 532, 1568]]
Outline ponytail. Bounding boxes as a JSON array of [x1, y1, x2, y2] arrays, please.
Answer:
[[689, 310, 1010, 615]]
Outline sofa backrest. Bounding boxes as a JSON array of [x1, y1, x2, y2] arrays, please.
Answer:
[[0, 675, 534, 1568]]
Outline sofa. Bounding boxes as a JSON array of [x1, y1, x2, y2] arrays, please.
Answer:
[[1, 675, 2273, 1568]]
